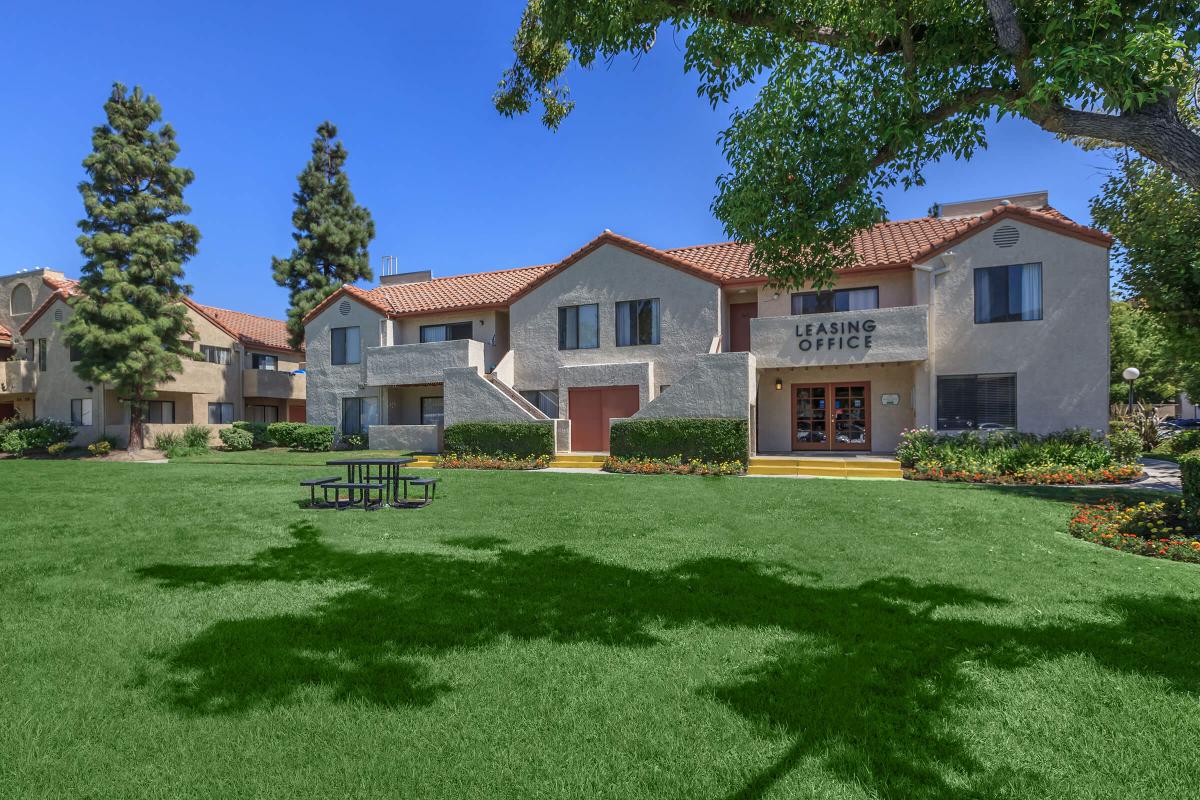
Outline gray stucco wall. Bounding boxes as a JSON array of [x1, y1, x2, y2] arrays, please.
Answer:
[[919, 219, 1110, 435], [368, 424, 440, 452], [365, 339, 482, 387], [556, 361, 654, 420], [443, 367, 538, 426], [632, 352, 755, 420], [304, 295, 385, 432], [508, 243, 722, 396]]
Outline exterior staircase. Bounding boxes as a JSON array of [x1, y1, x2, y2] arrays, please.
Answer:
[[548, 453, 607, 469], [747, 456, 903, 479], [485, 374, 550, 419]]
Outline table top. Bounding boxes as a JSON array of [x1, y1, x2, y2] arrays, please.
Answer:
[[326, 457, 416, 466]]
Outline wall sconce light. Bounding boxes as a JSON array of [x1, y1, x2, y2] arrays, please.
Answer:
[[86, 385, 93, 393], [774, 378, 783, 391]]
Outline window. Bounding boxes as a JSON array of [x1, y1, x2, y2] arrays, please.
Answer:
[[558, 304, 599, 350], [69, 343, 83, 362], [937, 374, 1017, 430], [519, 390, 559, 418], [9, 284, 32, 316], [199, 345, 231, 365], [331, 326, 361, 365], [250, 353, 278, 370], [420, 396, 444, 426], [37, 339, 47, 371], [419, 322, 472, 343], [615, 299, 660, 346], [246, 404, 279, 424], [147, 401, 175, 424], [974, 263, 1042, 323], [70, 398, 93, 427], [207, 402, 235, 424], [791, 287, 879, 315], [341, 396, 379, 435]]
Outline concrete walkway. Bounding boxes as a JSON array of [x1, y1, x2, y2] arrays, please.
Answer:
[[1085, 458, 1182, 493]]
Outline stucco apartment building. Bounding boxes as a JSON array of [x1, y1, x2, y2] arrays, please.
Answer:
[[303, 190, 1111, 456], [0, 270, 306, 446]]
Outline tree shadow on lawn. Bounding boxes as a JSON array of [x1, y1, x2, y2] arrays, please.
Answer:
[[136, 521, 1200, 800]]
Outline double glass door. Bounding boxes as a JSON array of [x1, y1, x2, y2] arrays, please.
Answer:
[[793, 383, 870, 451]]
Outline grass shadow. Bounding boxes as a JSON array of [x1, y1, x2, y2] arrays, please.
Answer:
[[136, 521, 1200, 799]]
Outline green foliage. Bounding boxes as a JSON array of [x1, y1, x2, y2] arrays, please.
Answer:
[[1094, 150, 1200, 400], [1180, 452, 1200, 523], [63, 84, 199, 450], [1108, 299, 1183, 403], [1106, 423, 1144, 464], [342, 433, 368, 450], [266, 422, 305, 448], [271, 121, 375, 348], [609, 418, 748, 464], [47, 442, 69, 456], [498, 2, 1200, 288], [232, 421, 270, 447], [1169, 430, 1200, 456], [1112, 402, 1163, 450], [290, 424, 335, 452], [897, 427, 1120, 477], [0, 418, 76, 456], [443, 422, 555, 458], [87, 438, 114, 457], [218, 427, 255, 451], [181, 425, 212, 450], [152, 432, 181, 452]]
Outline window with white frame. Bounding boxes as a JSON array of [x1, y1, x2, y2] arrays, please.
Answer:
[[70, 398, 93, 427]]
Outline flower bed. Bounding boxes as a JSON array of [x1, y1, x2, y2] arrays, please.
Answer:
[[896, 427, 1143, 485], [1068, 498, 1200, 563], [602, 456, 744, 476], [435, 453, 550, 470], [905, 463, 1143, 485]]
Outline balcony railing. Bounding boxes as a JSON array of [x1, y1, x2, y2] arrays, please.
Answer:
[[243, 368, 306, 400], [750, 305, 929, 368], [0, 360, 36, 394], [364, 338, 484, 386]]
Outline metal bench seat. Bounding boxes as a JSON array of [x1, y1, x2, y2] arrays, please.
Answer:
[[323, 482, 388, 511], [300, 476, 342, 507]]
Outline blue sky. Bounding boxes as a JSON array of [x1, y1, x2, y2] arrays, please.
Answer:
[[1, 1, 1117, 318]]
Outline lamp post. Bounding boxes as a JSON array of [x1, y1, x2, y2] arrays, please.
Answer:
[[1122, 367, 1141, 415]]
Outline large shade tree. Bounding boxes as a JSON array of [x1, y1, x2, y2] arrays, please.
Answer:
[[64, 83, 199, 451], [495, 0, 1200, 287], [272, 121, 375, 349]]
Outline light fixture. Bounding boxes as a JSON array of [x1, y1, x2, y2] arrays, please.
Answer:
[[774, 378, 783, 391], [1122, 367, 1140, 414]]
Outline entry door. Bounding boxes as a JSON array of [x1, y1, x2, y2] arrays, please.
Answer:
[[568, 385, 640, 452], [729, 302, 758, 352], [792, 382, 871, 451], [288, 403, 306, 423]]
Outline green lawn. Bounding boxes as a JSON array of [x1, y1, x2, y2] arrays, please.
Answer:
[[169, 446, 415, 465], [1, 461, 1196, 800]]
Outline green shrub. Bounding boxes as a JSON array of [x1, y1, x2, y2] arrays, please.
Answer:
[[88, 438, 114, 457], [896, 427, 938, 468], [181, 425, 212, 449], [443, 422, 555, 458], [267, 421, 305, 448], [1169, 429, 1200, 456], [1106, 424, 1143, 464], [218, 427, 255, 451], [609, 418, 749, 464], [290, 424, 335, 452], [899, 427, 1120, 482], [1181, 453, 1200, 526], [47, 442, 69, 456], [153, 431, 181, 452], [0, 418, 76, 456], [232, 421, 270, 447]]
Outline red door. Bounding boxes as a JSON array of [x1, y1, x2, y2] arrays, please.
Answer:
[[729, 302, 758, 352], [0, 402, 15, 422], [288, 403, 306, 423], [568, 386, 640, 452]]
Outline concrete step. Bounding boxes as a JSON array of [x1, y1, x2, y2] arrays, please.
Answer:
[[747, 456, 902, 480]]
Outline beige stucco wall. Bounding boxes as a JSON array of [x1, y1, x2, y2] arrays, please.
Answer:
[[509, 244, 723, 397], [390, 309, 507, 372], [754, 269, 915, 319], [757, 364, 919, 453], [918, 219, 1110, 434]]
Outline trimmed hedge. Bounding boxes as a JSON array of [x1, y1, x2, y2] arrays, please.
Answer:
[[219, 427, 255, 451], [610, 418, 749, 464], [266, 421, 305, 448], [291, 424, 335, 452], [232, 421, 270, 447], [1169, 429, 1200, 456], [443, 422, 555, 458], [1181, 453, 1200, 524]]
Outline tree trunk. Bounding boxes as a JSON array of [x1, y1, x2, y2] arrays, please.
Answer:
[[128, 399, 144, 452]]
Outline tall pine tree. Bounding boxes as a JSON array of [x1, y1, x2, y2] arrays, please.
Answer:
[[64, 84, 199, 451], [273, 121, 375, 348]]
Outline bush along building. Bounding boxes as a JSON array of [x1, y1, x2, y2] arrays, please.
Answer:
[[302, 191, 1112, 466], [0, 271, 305, 447]]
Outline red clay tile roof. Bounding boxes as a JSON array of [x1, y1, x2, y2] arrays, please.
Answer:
[[305, 204, 1111, 321], [18, 279, 81, 335], [0, 321, 11, 342], [193, 303, 300, 354]]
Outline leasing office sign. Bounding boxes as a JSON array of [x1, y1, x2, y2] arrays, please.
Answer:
[[749, 305, 929, 368]]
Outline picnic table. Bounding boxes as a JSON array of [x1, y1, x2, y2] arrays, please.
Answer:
[[325, 457, 417, 507]]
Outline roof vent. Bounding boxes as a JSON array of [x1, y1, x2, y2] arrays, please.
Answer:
[[992, 225, 1020, 248], [53, 308, 64, 322], [338, 300, 352, 316]]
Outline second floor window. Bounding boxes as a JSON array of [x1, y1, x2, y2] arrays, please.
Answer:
[[975, 263, 1042, 323], [331, 326, 361, 365], [250, 353, 278, 370], [615, 298, 660, 346], [199, 345, 231, 365], [791, 287, 879, 315], [147, 400, 175, 424], [558, 304, 598, 350], [420, 322, 472, 343]]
